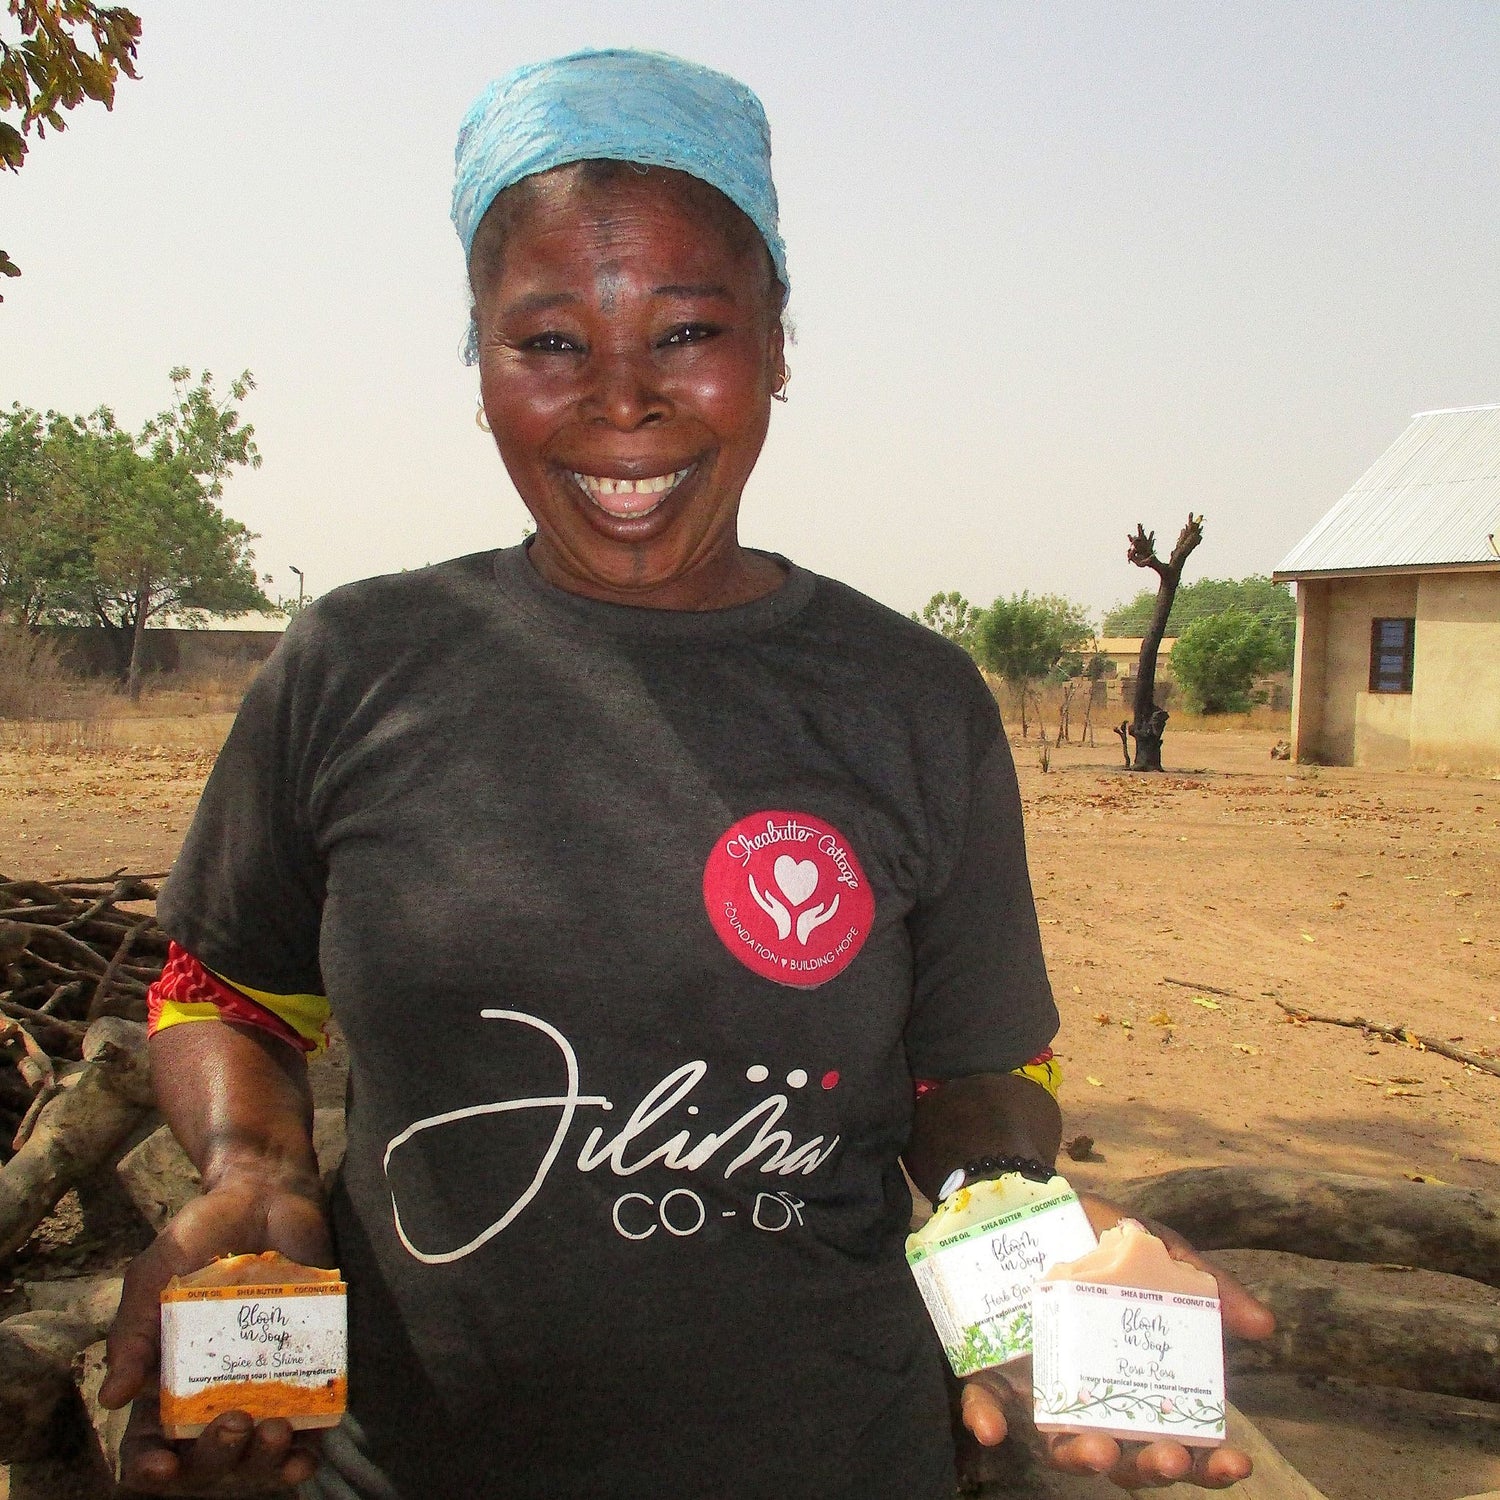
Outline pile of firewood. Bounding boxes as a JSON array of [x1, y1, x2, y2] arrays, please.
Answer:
[[0, 872, 166, 1159]]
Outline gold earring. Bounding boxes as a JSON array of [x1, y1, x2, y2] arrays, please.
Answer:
[[475, 400, 491, 432], [772, 365, 790, 403]]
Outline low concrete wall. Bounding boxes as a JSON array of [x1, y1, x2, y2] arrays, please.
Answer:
[[34, 625, 284, 680]]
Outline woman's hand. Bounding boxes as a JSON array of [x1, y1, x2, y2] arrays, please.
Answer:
[[99, 1172, 333, 1494], [958, 1192, 1277, 1491]]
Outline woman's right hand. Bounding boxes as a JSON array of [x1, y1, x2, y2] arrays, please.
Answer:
[[100, 1172, 334, 1494]]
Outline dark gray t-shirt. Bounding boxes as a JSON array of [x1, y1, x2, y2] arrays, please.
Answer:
[[161, 546, 1058, 1500]]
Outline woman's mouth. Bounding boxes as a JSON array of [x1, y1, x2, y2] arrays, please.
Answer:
[[568, 466, 692, 519]]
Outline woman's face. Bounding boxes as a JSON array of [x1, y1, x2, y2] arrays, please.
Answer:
[[473, 165, 785, 609]]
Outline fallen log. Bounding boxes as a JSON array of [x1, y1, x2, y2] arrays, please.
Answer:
[[0, 1018, 154, 1262], [0, 1278, 121, 1464], [1146, 1402, 1331, 1500], [1215, 1250, 1500, 1405], [1114, 1165, 1500, 1289], [0, 1304, 116, 1461]]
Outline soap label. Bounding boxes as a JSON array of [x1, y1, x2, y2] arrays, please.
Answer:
[[160, 1282, 347, 1437], [907, 1186, 1098, 1375], [1032, 1279, 1225, 1445]]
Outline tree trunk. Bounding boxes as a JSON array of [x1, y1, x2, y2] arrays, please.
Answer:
[[1216, 1250, 1500, 1404], [1114, 1165, 1500, 1289], [124, 568, 150, 703], [1124, 515, 1203, 771]]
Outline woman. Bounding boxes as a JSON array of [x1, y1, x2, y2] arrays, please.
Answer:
[[102, 49, 1270, 1498]]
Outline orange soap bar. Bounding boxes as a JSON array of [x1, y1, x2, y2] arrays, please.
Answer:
[[1032, 1220, 1226, 1447], [160, 1252, 347, 1440]]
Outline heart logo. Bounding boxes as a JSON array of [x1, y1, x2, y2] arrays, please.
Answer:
[[774, 856, 818, 907]]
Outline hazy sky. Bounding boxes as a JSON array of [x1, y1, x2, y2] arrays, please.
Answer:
[[5, 1, 1497, 622]]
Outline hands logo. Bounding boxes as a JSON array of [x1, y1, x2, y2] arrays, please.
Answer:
[[747, 855, 841, 946], [703, 810, 875, 988]]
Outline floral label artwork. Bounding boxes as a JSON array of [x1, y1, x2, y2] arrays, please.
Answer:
[[702, 810, 875, 988], [905, 1183, 1098, 1375], [1032, 1280, 1226, 1445]]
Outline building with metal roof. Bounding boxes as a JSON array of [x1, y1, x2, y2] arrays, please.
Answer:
[[1275, 405, 1500, 772]]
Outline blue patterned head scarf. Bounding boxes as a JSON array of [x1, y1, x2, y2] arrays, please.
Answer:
[[452, 48, 788, 364]]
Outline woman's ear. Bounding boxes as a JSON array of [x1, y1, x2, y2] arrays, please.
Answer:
[[768, 319, 788, 398]]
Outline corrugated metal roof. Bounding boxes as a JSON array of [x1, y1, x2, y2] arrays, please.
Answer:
[[1275, 404, 1500, 577]]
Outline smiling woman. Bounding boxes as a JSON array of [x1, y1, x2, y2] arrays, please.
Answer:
[[472, 161, 787, 609], [103, 45, 1270, 1500]]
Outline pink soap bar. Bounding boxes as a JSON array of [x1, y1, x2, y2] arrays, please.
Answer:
[[1042, 1218, 1218, 1297], [1033, 1220, 1226, 1448]]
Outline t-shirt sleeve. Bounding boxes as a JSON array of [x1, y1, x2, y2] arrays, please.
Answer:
[[157, 618, 328, 999], [903, 719, 1059, 1079]]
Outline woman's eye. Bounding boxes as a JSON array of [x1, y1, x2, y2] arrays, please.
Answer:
[[660, 323, 720, 348], [521, 331, 582, 354]]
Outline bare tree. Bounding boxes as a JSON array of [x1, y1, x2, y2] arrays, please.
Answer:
[[1117, 514, 1203, 771]]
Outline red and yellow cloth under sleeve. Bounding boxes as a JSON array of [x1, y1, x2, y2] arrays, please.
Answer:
[[914, 1047, 1061, 1102], [147, 942, 330, 1055]]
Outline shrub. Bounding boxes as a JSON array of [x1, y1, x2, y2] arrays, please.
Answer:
[[1171, 609, 1284, 714]]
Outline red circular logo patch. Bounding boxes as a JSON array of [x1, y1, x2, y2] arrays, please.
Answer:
[[703, 810, 876, 989]]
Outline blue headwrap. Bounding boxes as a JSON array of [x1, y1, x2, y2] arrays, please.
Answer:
[[452, 48, 788, 364]]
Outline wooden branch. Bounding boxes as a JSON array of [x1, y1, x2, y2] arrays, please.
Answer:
[[1161, 977, 1240, 997], [0, 1001, 87, 1048], [0, 1019, 153, 1263], [87, 919, 147, 1022], [1114, 1166, 1500, 1289], [1218, 1251, 1500, 1404], [0, 922, 109, 973], [1168, 512, 1205, 572], [1277, 1000, 1500, 1080], [0, 876, 166, 1146], [61, 877, 158, 931], [1126, 523, 1169, 579]]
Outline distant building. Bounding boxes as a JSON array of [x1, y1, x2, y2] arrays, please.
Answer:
[[1091, 636, 1176, 705], [42, 611, 290, 678], [1274, 404, 1500, 773]]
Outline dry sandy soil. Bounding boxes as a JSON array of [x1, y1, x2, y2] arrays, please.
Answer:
[[1, 713, 1497, 1499]]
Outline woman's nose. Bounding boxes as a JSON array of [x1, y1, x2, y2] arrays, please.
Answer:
[[584, 349, 668, 430]]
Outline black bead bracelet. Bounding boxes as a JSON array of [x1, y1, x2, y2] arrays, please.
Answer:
[[936, 1155, 1055, 1203]]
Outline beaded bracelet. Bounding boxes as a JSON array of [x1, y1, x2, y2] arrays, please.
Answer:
[[936, 1155, 1055, 1204]]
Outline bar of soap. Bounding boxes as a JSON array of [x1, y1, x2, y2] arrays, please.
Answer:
[[160, 1251, 347, 1441], [906, 1172, 1098, 1375], [1032, 1219, 1226, 1447]]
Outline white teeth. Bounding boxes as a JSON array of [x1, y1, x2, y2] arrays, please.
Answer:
[[570, 468, 691, 513]]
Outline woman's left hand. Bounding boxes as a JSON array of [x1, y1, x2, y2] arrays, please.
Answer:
[[958, 1192, 1277, 1490]]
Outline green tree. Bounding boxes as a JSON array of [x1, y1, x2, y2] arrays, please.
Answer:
[[1, 1, 141, 290], [974, 591, 1093, 737], [911, 590, 982, 655], [1171, 607, 1285, 714], [1102, 574, 1295, 666], [0, 401, 86, 622], [38, 368, 270, 698]]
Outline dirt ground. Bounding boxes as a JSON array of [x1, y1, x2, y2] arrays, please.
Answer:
[[1, 714, 1498, 1499]]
